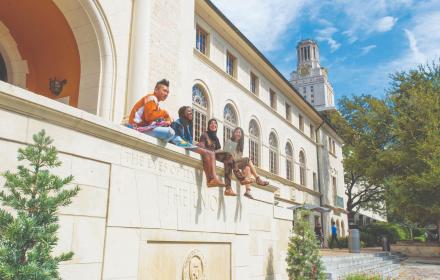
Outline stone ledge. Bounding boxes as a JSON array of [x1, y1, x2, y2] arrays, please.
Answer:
[[392, 243, 440, 257], [0, 82, 281, 195]]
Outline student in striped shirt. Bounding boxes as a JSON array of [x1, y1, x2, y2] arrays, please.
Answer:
[[128, 79, 193, 148]]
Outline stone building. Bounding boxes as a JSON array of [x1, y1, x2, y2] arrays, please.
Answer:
[[0, 0, 347, 279], [290, 39, 336, 111]]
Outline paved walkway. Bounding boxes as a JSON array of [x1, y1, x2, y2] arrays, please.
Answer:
[[320, 249, 440, 279], [398, 258, 440, 280]]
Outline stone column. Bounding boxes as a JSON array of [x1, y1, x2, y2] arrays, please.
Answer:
[[126, 0, 152, 115]]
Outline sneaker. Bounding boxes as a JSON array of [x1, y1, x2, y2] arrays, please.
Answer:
[[244, 190, 254, 199], [175, 140, 197, 149]]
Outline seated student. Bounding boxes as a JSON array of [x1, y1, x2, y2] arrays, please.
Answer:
[[197, 119, 251, 196], [128, 79, 192, 148], [171, 106, 224, 187], [230, 127, 269, 199]]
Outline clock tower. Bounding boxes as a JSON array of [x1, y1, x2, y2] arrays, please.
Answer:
[[290, 39, 335, 111]]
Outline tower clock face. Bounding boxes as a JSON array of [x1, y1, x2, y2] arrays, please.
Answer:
[[299, 65, 311, 76]]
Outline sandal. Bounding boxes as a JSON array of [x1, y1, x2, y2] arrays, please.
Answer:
[[239, 177, 255, 185], [233, 168, 245, 181], [256, 176, 269, 186], [224, 186, 237, 196], [244, 189, 254, 199], [207, 178, 225, 188]]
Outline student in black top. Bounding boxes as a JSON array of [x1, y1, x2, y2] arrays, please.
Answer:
[[198, 119, 251, 196], [171, 106, 224, 187]]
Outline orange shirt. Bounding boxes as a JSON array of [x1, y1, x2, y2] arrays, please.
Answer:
[[128, 93, 171, 126]]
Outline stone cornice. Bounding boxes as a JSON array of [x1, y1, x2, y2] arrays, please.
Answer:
[[196, 0, 344, 138], [323, 203, 349, 214]]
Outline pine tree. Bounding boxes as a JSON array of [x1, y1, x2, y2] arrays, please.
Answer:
[[0, 130, 80, 280], [286, 209, 326, 280]]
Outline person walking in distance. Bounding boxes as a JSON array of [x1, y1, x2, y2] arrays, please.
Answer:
[[330, 221, 340, 249]]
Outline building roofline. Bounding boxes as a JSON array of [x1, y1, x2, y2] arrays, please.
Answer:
[[203, 0, 339, 136], [296, 39, 318, 47]]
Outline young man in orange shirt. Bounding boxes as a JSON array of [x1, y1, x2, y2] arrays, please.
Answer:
[[128, 79, 193, 148]]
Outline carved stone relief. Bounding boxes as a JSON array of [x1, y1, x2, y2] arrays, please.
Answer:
[[182, 249, 207, 280]]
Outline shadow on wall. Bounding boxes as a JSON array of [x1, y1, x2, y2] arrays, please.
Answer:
[[265, 247, 275, 280], [194, 166, 245, 224], [195, 166, 204, 224], [234, 182, 243, 222]]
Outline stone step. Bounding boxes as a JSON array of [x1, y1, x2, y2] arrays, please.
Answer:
[[322, 252, 394, 264], [323, 253, 400, 270], [330, 260, 401, 279], [323, 252, 406, 280]]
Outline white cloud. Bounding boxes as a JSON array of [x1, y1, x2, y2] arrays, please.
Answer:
[[211, 0, 308, 51], [404, 29, 426, 63], [342, 30, 358, 44], [373, 16, 398, 32], [334, 0, 411, 43], [316, 27, 341, 52], [360, 44, 377, 55], [365, 8, 440, 93], [385, 10, 440, 72]]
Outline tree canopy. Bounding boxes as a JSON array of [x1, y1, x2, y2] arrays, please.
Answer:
[[385, 63, 440, 233], [325, 95, 392, 221], [326, 61, 440, 235], [0, 130, 80, 280]]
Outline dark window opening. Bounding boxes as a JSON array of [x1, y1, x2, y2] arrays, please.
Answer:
[[0, 53, 7, 82]]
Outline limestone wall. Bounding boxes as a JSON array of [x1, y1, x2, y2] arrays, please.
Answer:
[[392, 243, 440, 258], [0, 82, 302, 279]]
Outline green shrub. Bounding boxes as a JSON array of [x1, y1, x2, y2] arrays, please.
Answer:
[[339, 237, 348, 248], [326, 236, 348, 248], [412, 228, 424, 237], [360, 222, 408, 247], [360, 240, 367, 248], [344, 273, 381, 280], [414, 235, 426, 242], [0, 130, 80, 280], [286, 210, 326, 280]]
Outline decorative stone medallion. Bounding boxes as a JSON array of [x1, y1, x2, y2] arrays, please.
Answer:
[[182, 249, 207, 280]]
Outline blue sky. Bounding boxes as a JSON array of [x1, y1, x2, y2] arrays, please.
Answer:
[[211, 0, 440, 102]]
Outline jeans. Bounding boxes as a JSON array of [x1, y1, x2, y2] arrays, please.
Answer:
[[215, 151, 234, 187], [330, 233, 340, 248], [143, 126, 184, 145]]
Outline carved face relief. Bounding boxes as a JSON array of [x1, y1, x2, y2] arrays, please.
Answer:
[[183, 250, 206, 280], [189, 257, 202, 280]]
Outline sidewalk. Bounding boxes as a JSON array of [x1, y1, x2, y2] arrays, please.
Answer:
[[398, 257, 440, 279]]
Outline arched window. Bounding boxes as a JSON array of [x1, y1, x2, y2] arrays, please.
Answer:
[[249, 120, 260, 166], [269, 132, 278, 174], [192, 84, 209, 142], [0, 53, 7, 82], [223, 104, 238, 144], [299, 150, 306, 186], [285, 142, 293, 180]]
